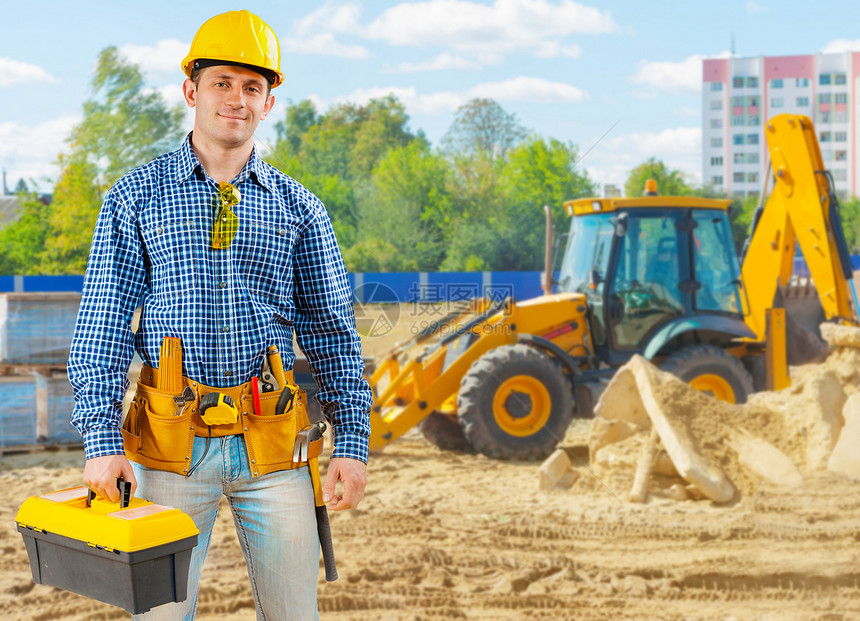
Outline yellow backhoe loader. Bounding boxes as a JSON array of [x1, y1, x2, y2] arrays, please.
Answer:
[[368, 114, 859, 460]]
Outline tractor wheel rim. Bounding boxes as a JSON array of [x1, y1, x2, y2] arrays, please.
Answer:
[[492, 375, 552, 437], [689, 373, 736, 404]]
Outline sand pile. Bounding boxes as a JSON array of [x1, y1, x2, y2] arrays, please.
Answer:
[[576, 325, 860, 503]]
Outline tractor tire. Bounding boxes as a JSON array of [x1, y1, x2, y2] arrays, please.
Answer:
[[418, 412, 473, 453], [659, 345, 754, 404], [457, 344, 574, 460]]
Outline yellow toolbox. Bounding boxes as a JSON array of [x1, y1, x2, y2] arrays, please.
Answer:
[[16, 483, 198, 614]]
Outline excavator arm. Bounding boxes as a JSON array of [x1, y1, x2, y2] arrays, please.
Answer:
[[741, 113, 858, 341]]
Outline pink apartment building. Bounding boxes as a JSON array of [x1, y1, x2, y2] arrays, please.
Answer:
[[702, 52, 860, 200]]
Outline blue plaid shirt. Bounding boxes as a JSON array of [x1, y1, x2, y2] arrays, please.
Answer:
[[69, 135, 372, 463]]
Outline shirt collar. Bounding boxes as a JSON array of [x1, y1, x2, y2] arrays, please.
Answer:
[[175, 133, 276, 194]]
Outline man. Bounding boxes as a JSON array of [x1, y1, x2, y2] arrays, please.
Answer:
[[68, 10, 372, 620]]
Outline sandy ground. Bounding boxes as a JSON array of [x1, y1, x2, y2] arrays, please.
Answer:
[[3, 303, 860, 619]]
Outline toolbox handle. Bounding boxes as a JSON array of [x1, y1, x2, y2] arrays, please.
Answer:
[[86, 477, 132, 509]]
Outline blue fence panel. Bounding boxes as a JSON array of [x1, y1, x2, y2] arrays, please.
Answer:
[[24, 275, 84, 292], [356, 272, 420, 303], [0, 276, 13, 292], [426, 271, 484, 303], [493, 271, 543, 301]]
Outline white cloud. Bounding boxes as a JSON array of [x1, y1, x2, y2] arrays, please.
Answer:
[[746, 1, 768, 13], [0, 58, 57, 87], [630, 54, 704, 96], [120, 39, 189, 74], [282, 32, 371, 60], [822, 38, 860, 53], [0, 116, 79, 186], [586, 126, 703, 189], [468, 77, 587, 103], [389, 53, 482, 73], [296, 0, 613, 65], [311, 77, 587, 115]]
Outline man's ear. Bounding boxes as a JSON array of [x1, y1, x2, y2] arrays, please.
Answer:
[[183, 79, 197, 108], [261, 94, 275, 120]]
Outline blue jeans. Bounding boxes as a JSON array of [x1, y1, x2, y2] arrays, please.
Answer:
[[131, 435, 319, 621]]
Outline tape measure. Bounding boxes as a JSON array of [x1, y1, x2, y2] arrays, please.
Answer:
[[199, 393, 239, 426]]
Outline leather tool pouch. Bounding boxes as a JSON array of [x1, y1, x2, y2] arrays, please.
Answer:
[[122, 363, 311, 477]]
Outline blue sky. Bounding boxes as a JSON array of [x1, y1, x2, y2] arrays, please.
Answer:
[[2, 0, 859, 194]]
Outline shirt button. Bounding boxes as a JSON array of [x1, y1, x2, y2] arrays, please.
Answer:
[[224, 371, 233, 378], [221, 326, 229, 332], [219, 281, 227, 288], [278, 229, 286, 236], [156, 227, 163, 234]]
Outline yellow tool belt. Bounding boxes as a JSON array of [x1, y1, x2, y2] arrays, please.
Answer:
[[121, 364, 317, 478]]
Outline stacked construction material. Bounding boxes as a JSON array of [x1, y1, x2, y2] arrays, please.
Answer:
[[0, 293, 81, 449]]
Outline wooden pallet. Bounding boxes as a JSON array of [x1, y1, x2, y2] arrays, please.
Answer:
[[0, 442, 82, 457], [0, 363, 67, 377]]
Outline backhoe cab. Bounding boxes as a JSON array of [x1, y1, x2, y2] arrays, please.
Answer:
[[368, 113, 858, 461]]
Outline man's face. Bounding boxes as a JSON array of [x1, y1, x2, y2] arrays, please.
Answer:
[[183, 65, 275, 149]]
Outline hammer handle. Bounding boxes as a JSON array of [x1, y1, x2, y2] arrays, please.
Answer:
[[316, 505, 338, 582]]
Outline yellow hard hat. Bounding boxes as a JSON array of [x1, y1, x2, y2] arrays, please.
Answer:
[[181, 10, 284, 88]]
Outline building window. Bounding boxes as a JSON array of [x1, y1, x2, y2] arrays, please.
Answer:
[[819, 73, 831, 85], [747, 134, 759, 145], [710, 156, 723, 166], [796, 78, 809, 87], [835, 131, 847, 142], [710, 81, 723, 91], [731, 95, 744, 106], [747, 115, 760, 126], [731, 116, 745, 126], [747, 77, 758, 88], [733, 153, 745, 164], [733, 77, 744, 88], [834, 169, 847, 181], [747, 96, 759, 107], [711, 137, 723, 148], [819, 111, 831, 124], [820, 132, 832, 142], [834, 150, 847, 162], [834, 110, 847, 123], [771, 78, 783, 89], [771, 97, 784, 108], [797, 96, 809, 106], [748, 173, 758, 184], [733, 172, 745, 183], [712, 175, 723, 185], [834, 73, 846, 85], [733, 190, 747, 198], [733, 134, 745, 146], [710, 118, 723, 129], [710, 99, 723, 110], [819, 93, 831, 104], [835, 93, 847, 104], [748, 153, 759, 164]]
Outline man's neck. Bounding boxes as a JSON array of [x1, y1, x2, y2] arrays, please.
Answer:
[[190, 134, 254, 184]]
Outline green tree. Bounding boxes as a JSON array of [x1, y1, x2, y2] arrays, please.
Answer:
[[624, 158, 693, 198], [268, 96, 419, 248], [0, 192, 51, 274], [441, 98, 527, 160], [442, 137, 595, 271], [346, 141, 451, 271], [40, 46, 184, 273]]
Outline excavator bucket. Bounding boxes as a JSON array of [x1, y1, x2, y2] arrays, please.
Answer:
[[776, 281, 829, 365]]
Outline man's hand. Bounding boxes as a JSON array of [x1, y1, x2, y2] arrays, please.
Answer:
[[83, 455, 137, 503], [323, 457, 366, 511]]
